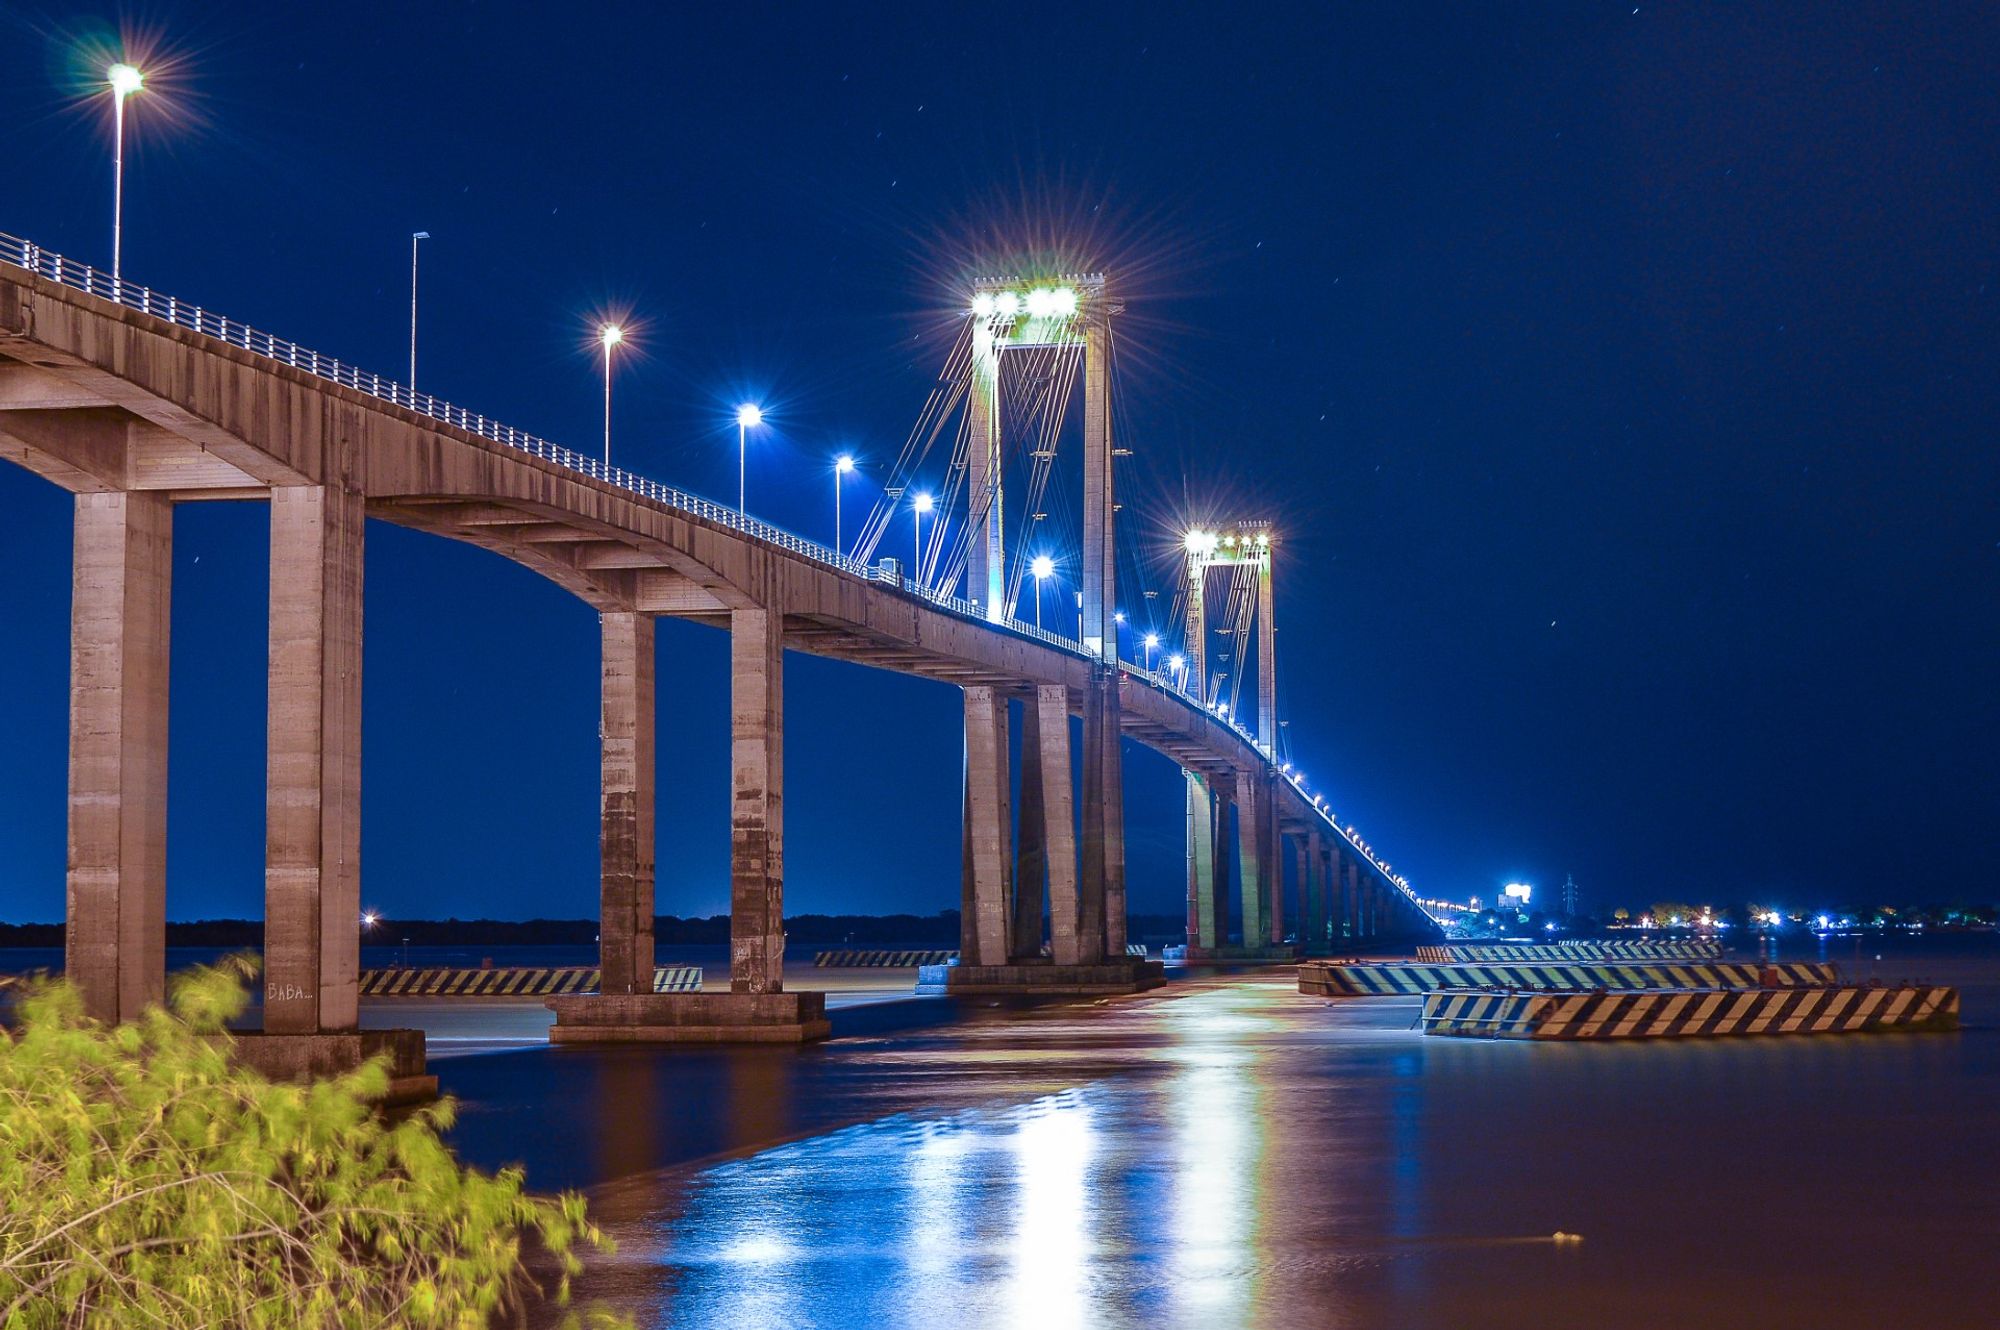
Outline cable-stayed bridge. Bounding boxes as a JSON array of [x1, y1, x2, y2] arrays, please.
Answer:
[[0, 232, 1440, 1057]]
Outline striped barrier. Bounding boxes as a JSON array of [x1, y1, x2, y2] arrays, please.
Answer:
[[358, 965, 702, 997], [814, 949, 958, 967], [1298, 959, 1837, 997], [1416, 940, 1723, 963], [1421, 984, 1959, 1039], [816, 945, 1145, 967]]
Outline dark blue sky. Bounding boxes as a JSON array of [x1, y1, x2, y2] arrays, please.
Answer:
[[2, 3, 1995, 923]]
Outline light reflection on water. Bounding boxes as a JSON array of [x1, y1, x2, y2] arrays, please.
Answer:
[[483, 954, 1999, 1330]]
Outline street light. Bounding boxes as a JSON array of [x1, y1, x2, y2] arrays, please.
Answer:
[[598, 324, 624, 464], [1143, 632, 1160, 672], [1030, 554, 1054, 630], [912, 492, 934, 587], [834, 454, 855, 556], [107, 62, 143, 282], [408, 232, 430, 389], [736, 404, 763, 511]]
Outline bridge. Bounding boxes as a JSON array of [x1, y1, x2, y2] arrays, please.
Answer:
[[0, 230, 1439, 1055]]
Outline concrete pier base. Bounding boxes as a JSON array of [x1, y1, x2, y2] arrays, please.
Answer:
[[545, 991, 830, 1044], [231, 1028, 435, 1106], [918, 958, 1166, 997]]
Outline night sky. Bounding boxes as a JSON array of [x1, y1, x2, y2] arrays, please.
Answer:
[[1, 3, 1995, 925]]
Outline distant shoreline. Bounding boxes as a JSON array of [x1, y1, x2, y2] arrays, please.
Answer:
[[0, 912, 1194, 950]]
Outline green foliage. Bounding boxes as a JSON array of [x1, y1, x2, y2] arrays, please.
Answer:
[[0, 958, 630, 1328]]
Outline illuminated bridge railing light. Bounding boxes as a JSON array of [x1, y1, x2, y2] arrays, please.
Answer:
[[0, 229, 1435, 921]]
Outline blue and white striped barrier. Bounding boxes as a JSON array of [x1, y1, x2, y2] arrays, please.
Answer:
[[1298, 959, 1837, 997], [1417, 939, 1723, 963]]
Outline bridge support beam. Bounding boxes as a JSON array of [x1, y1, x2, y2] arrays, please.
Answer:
[[960, 686, 1012, 966], [729, 607, 785, 993], [236, 486, 434, 1101], [1344, 857, 1361, 941], [1013, 695, 1048, 960], [552, 605, 827, 1042], [1233, 769, 1268, 949], [65, 491, 171, 1025], [1037, 686, 1082, 966], [598, 611, 655, 995], [1185, 771, 1219, 951], [262, 485, 363, 1035], [936, 681, 1160, 996]]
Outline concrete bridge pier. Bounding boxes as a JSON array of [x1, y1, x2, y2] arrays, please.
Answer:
[[1184, 771, 1221, 951], [940, 677, 1161, 997], [233, 485, 432, 1102], [65, 491, 172, 1024], [550, 604, 828, 1042]]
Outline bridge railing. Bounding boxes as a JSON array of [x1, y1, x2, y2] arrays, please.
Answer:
[[0, 232, 1094, 644], [0, 229, 1434, 924]]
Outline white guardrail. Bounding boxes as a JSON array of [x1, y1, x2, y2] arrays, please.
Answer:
[[0, 230, 1431, 921]]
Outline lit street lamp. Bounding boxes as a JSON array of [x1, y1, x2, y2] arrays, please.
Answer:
[[598, 324, 624, 465], [834, 454, 855, 556], [408, 231, 430, 390], [736, 404, 763, 511], [1144, 632, 1160, 672], [107, 62, 143, 282], [1030, 553, 1054, 630], [912, 492, 934, 587]]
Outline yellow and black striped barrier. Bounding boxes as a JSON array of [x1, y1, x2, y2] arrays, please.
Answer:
[[814, 949, 959, 967], [815, 943, 1145, 967], [358, 965, 702, 997], [1415, 940, 1723, 963], [1298, 959, 1837, 997], [1420, 984, 1959, 1039]]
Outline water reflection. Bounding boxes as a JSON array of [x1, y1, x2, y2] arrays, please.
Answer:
[[484, 953, 2000, 1329]]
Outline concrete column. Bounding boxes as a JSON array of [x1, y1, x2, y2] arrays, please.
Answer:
[[1256, 550, 1276, 757], [967, 323, 1004, 621], [1265, 795, 1286, 946], [962, 686, 1012, 965], [1014, 696, 1047, 960], [1077, 673, 1110, 963], [1211, 783, 1234, 945], [1234, 768, 1267, 947], [729, 608, 784, 993], [1102, 686, 1127, 957], [1344, 857, 1361, 939], [66, 491, 172, 1024], [264, 485, 363, 1034], [1080, 320, 1115, 661], [598, 612, 655, 995], [1037, 686, 1081, 965], [1186, 771, 1217, 950], [1296, 836, 1312, 948]]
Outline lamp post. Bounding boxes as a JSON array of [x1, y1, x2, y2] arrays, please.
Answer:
[[1144, 632, 1160, 674], [912, 492, 934, 588], [834, 454, 855, 556], [598, 324, 623, 465], [1030, 554, 1054, 631], [107, 62, 143, 283], [409, 232, 430, 390], [736, 404, 763, 511]]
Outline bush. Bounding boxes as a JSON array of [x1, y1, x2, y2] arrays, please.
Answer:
[[0, 958, 628, 1328]]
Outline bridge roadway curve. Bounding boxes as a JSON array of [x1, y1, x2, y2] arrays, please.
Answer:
[[0, 243, 1433, 1018]]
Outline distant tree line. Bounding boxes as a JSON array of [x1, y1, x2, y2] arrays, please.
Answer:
[[1, 911, 1193, 950]]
